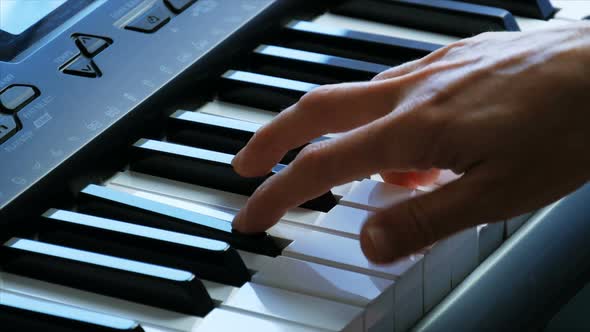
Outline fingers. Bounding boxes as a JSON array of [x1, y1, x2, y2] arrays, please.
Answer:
[[233, 109, 436, 233], [360, 165, 496, 264], [232, 79, 404, 177], [381, 169, 441, 188]]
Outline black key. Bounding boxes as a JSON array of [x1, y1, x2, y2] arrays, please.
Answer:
[[130, 139, 337, 212], [333, 0, 520, 37], [38, 209, 250, 287], [218, 70, 318, 111], [1, 292, 144, 332], [248, 44, 390, 84], [77, 184, 282, 256], [167, 110, 330, 164], [279, 20, 441, 66], [460, 0, 555, 20], [0, 238, 214, 316]]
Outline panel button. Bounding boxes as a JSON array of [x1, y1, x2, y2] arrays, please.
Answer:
[[165, 0, 197, 13], [125, 5, 171, 33], [0, 114, 18, 144], [0, 85, 38, 114], [75, 35, 110, 57], [62, 56, 100, 78]]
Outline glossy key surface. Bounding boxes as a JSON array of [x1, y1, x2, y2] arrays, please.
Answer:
[[130, 139, 337, 212], [1, 238, 213, 315], [77, 184, 282, 256], [218, 70, 318, 111], [167, 111, 329, 164], [38, 209, 250, 286], [280, 20, 441, 66], [0, 291, 144, 332], [333, 0, 520, 37], [249, 44, 389, 84]]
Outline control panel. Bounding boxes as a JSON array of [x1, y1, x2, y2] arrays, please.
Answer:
[[0, 0, 296, 225]]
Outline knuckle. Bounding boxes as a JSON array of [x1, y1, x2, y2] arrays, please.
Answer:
[[297, 142, 328, 169], [297, 84, 338, 109]]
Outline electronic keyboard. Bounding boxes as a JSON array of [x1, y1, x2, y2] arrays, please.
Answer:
[[1, 0, 589, 331]]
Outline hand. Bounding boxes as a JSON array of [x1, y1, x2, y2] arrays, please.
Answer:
[[231, 23, 590, 264]]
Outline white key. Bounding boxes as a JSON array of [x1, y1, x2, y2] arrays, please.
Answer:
[[313, 13, 459, 45], [340, 179, 421, 211], [222, 282, 364, 332], [1, 273, 200, 332], [421, 241, 452, 314], [196, 308, 325, 332], [553, 0, 590, 20], [515, 17, 576, 31], [252, 256, 394, 332], [197, 100, 277, 125], [448, 228, 479, 288], [312, 204, 370, 239], [477, 222, 505, 262], [506, 212, 534, 237], [283, 232, 423, 332]]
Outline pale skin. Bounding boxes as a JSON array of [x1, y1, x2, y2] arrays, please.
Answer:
[[231, 22, 590, 264]]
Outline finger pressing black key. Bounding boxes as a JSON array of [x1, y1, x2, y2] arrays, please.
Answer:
[[167, 111, 330, 164], [1, 292, 144, 332], [279, 20, 441, 66], [130, 139, 337, 212], [1, 238, 214, 316], [218, 70, 318, 111], [460, 0, 555, 20], [333, 0, 520, 37], [38, 209, 251, 287], [77, 184, 282, 256], [248, 45, 390, 84]]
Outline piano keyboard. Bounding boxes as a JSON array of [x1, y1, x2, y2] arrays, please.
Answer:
[[3, 1, 590, 331]]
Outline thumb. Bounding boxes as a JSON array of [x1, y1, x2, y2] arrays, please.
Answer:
[[360, 167, 497, 264]]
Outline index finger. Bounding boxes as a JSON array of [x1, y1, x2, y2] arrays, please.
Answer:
[[232, 79, 404, 177]]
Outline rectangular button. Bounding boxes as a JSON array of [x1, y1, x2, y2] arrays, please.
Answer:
[[38, 209, 250, 287], [130, 139, 337, 212], [0, 292, 144, 332], [77, 184, 281, 256], [1, 238, 213, 315], [125, 5, 170, 33], [167, 111, 330, 164], [281, 20, 441, 66], [249, 44, 390, 84], [218, 70, 318, 111], [461, 0, 556, 19], [333, 0, 520, 37]]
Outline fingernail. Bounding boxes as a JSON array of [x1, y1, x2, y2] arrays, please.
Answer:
[[364, 224, 390, 262]]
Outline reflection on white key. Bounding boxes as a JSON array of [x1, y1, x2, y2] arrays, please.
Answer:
[[283, 231, 423, 332], [505, 212, 534, 238], [196, 308, 324, 332], [313, 13, 458, 45], [197, 100, 276, 125], [477, 222, 505, 262], [553, 1, 590, 20], [340, 179, 421, 211], [223, 282, 364, 332], [253, 256, 394, 332], [2, 273, 200, 332], [313, 205, 370, 239]]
